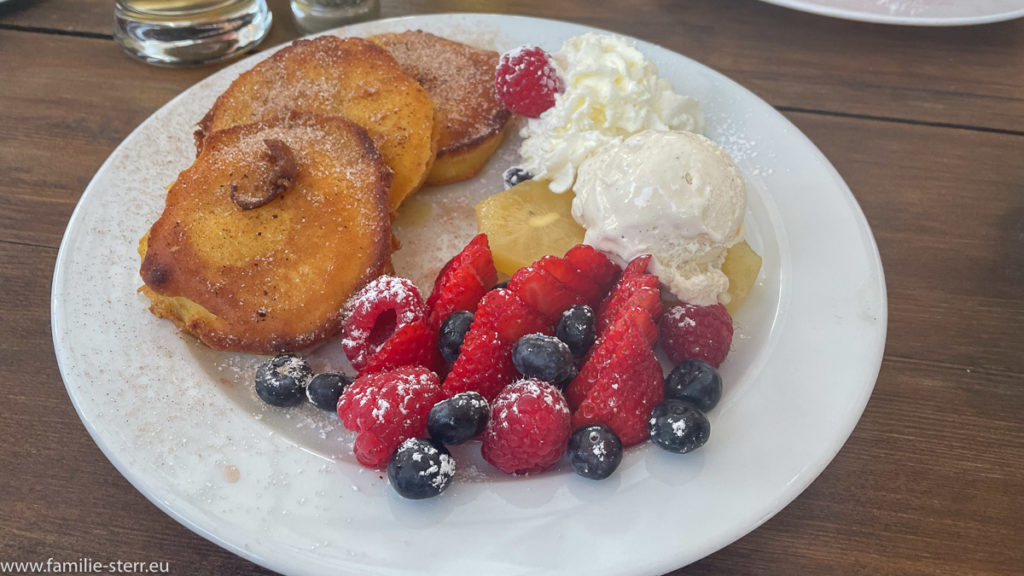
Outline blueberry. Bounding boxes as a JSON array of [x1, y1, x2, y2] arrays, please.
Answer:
[[254, 354, 313, 407], [512, 333, 576, 389], [567, 424, 623, 480], [427, 392, 490, 445], [438, 310, 474, 364], [503, 166, 533, 189], [665, 359, 722, 412], [648, 399, 710, 454], [387, 438, 456, 499], [305, 372, 352, 412], [493, 280, 509, 290], [556, 305, 596, 358]]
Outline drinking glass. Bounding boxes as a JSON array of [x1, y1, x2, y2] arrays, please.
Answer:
[[290, 0, 380, 33], [114, 0, 273, 66]]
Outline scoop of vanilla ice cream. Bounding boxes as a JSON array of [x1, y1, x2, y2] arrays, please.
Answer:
[[572, 130, 746, 306], [519, 33, 704, 193]]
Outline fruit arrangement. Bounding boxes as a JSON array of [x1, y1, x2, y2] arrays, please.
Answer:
[[254, 234, 738, 498], [248, 41, 764, 500]]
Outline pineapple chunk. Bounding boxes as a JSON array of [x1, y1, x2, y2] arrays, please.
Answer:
[[722, 240, 762, 314], [475, 179, 585, 277]]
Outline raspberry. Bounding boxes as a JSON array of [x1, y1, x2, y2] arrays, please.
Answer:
[[337, 366, 445, 468], [659, 303, 734, 368], [361, 319, 444, 375], [443, 327, 518, 401], [481, 379, 571, 474], [425, 234, 497, 330], [495, 45, 564, 118], [342, 276, 425, 372]]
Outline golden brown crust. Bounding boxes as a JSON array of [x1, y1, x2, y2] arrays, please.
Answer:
[[369, 30, 512, 185], [141, 112, 393, 354], [197, 35, 438, 212]]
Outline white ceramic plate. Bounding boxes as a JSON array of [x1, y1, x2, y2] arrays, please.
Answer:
[[52, 13, 886, 576], [759, 0, 1024, 25]]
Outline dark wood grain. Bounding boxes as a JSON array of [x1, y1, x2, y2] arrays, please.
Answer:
[[3, 0, 1024, 132], [1, 1, 1022, 575]]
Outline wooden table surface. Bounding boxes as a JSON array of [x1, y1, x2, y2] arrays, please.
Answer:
[[2, 0, 1022, 574]]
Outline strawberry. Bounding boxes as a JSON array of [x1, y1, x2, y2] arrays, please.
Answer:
[[572, 347, 664, 447], [481, 379, 572, 474], [361, 319, 444, 375], [596, 255, 662, 333], [534, 255, 605, 307], [342, 275, 426, 372], [660, 303, 734, 368], [443, 327, 519, 401], [425, 233, 498, 330], [508, 265, 587, 321], [566, 306, 658, 410], [564, 244, 620, 293], [471, 288, 554, 344], [336, 366, 445, 468]]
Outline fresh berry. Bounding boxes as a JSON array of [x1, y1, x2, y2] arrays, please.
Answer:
[[564, 244, 620, 292], [572, 344, 664, 446], [503, 166, 533, 189], [495, 45, 564, 118], [665, 359, 722, 412], [361, 318, 444, 375], [336, 366, 445, 468], [425, 234, 498, 330], [596, 255, 662, 333], [342, 275, 425, 372], [427, 391, 490, 445], [659, 303, 734, 368], [534, 255, 605, 307], [648, 399, 711, 454], [472, 288, 554, 344], [567, 306, 658, 410], [493, 280, 509, 290], [254, 354, 313, 407], [438, 310, 475, 364], [512, 333, 576, 389], [567, 424, 623, 480], [556, 305, 596, 358], [475, 179, 584, 277], [568, 305, 665, 446], [387, 438, 455, 499], [481, 380, 571, 474], [305, 372, 351, 412], [508, 265, 587, 321], [443, 327, 518, 401]]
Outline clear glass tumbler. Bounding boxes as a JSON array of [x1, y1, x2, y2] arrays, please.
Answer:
[[290, 0, 380, 34], [114, 0, 272, 66]]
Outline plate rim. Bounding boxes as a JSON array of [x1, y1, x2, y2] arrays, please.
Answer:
[[758, 0, 1024, 26]]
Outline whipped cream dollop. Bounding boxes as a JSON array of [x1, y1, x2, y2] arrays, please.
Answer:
[[518, 33, 705, 193], [572, 130, 746, 306]]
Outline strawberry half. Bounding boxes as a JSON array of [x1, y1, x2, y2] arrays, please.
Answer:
[[571, 346, 664, 447], [566, 306, 658, 410], [534, 255, 605, 308], [425, 233, 498, 330], [472, 288, 554, 344], [443, 327, 519, 401], [508, 265, 587, 321], [596, 255, 662, 333], [565, 244, 620, 292]]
